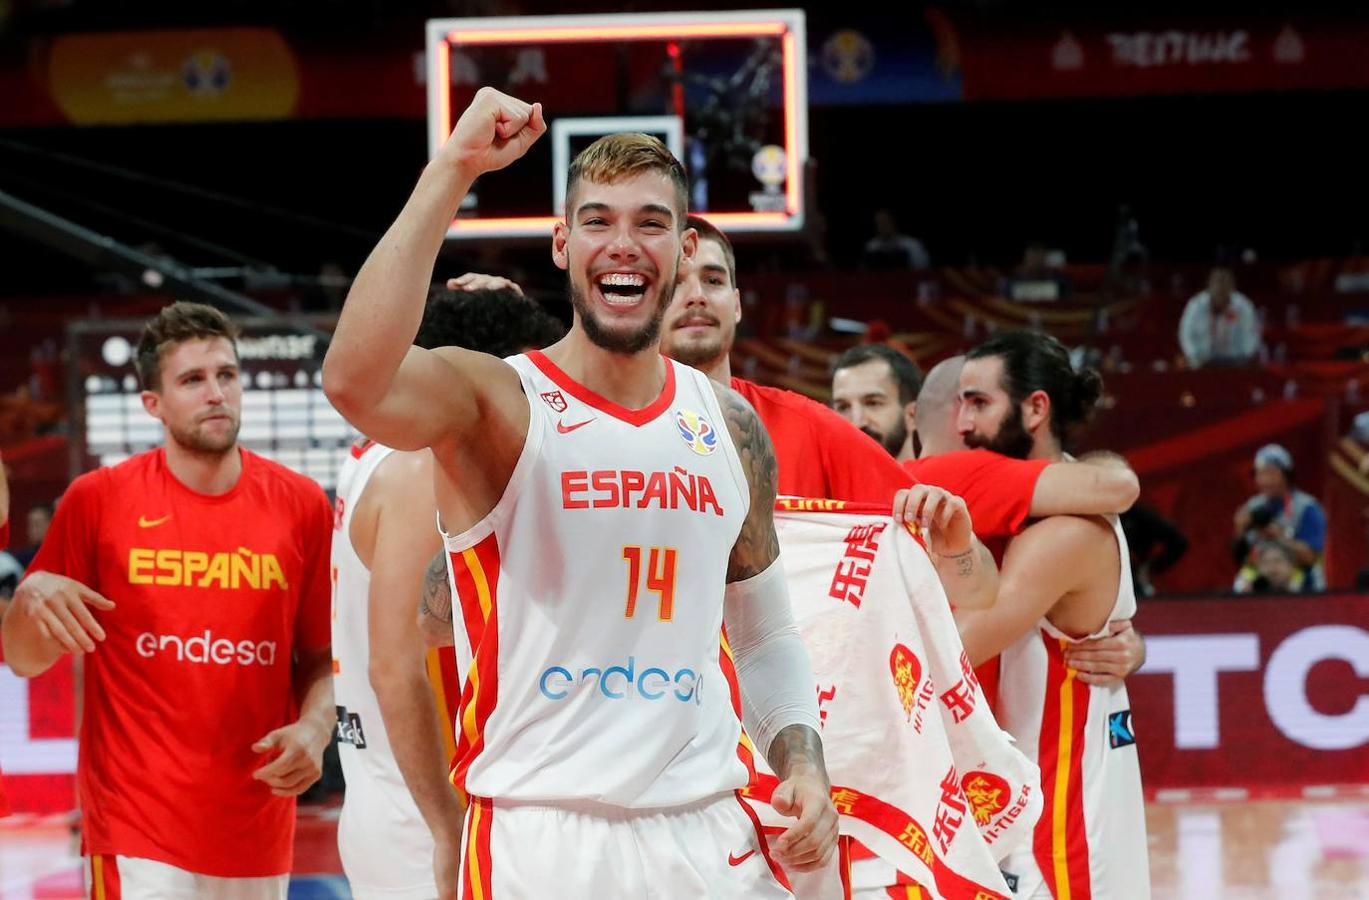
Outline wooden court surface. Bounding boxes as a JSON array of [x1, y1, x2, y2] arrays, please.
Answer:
[[2, 798, 1367, 898]]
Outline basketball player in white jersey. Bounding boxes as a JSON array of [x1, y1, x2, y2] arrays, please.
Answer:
[[951, 331, 1150, 899], [324, 87, 836, 897], [331, 289, 564, 899]]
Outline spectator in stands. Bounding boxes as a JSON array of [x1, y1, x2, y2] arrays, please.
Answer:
[[1006, 241, 1072, 302], [1234, 541, 1310, 594], [831, 344, 922, 462], [1354, 410, 1369, 475], [861, 209, 930, 270], [10, 502, 52, 571], [1179, 266, 1261, 368], [1233, 444, 1326, 590]]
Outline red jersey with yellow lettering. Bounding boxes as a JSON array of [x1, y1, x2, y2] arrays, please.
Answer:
[[29, 447, 332, 876], [731, 378, 912, 504]]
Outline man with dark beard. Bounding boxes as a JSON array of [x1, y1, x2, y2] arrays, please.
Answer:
[[3, 302, 335, 898], [324, 88, 836, 896], [906, 356, 1141, 557], [952, 331, 1150, 900], [830, 344, 921, 461], [659, 215, 998, 609]]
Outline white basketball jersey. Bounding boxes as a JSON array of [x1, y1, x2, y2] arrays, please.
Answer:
[[995, 514, 1150, 899], [332, 440, 446, 900], [442, 350, 752, 808]]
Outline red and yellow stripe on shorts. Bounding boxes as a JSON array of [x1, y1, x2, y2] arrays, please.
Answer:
[[89, 855, 122, 900], [461, 796, 494, 900]]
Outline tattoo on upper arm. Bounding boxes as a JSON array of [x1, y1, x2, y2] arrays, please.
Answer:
[[419, 551, 453, 625], [766, 723, 827, 782], [711, 382, 780, 583]]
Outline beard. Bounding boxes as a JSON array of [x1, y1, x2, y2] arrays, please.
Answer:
[[963, 404, 1035, 459], [169, 413, 240, 456], [662, 321, 724, 370], [862, 417, 908, 459], [569, 264, 677, 356]]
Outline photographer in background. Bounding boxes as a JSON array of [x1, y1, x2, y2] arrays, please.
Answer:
[[1232, 444, 1326, 591]]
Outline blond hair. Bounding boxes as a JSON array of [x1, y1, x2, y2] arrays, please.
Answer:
[[565, 133, 688, 227]]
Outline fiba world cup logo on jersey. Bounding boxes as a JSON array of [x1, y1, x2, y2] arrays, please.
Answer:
[[889, 643, 922, 722], [675, 409, 719, 456], [960, 770, 1011, 826]]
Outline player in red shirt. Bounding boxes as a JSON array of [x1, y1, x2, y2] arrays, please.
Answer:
[[831, 343, 921, 463], [2, 303, 334, 898], [832, 352, 1141, 543], [658, 215, 997, 610]]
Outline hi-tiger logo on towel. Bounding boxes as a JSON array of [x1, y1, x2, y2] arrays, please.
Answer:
[[961, 770, 1011, 826], [889, 643, 934, 733]]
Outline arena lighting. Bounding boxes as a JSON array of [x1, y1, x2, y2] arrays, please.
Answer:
[[426, 11, 808, 239]]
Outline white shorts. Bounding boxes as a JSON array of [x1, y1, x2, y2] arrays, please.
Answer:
[[850, 857, 928, 900], [338, 790, 439, 900], [458, 792, 793, 899], [86, 855, 288, 900]]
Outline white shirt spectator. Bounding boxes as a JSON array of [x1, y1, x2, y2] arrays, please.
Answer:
[[1179, 289, 1261, 367], [863, 233, 931, 270]]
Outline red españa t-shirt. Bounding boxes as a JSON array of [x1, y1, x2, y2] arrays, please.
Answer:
[[901, 450, 1049, 540], [731, 377, 912, 504], [30, 448, 332, 876]]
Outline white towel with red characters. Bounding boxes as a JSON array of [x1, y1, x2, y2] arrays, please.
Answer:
[[744, 499, 1042, 900]]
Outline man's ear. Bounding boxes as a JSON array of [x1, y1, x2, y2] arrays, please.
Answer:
[[1023, 389, 1051, 433], [551, 220, 570, 271], [141, 390, 162, 422]]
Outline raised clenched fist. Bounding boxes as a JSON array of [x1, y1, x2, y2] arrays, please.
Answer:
[[440, 87, 547, 181]]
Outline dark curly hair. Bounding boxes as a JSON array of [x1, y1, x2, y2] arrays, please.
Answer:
[[416, 287, 565, 356]]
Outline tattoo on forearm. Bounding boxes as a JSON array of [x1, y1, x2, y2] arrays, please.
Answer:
[[420, 552, 453, 625], [767, 724, 827, 782], [711, 382, 781, 583], [935, 547, 976, 577]]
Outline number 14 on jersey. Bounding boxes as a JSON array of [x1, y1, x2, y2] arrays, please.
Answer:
[[622, 546, 677, 621]]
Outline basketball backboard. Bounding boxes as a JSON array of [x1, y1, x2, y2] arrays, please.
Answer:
[[425, 10, 808, 240]]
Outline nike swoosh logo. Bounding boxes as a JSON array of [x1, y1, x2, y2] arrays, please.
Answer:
[[727, 849, 756, 867], [556, 418, 595, 434], [138, 515, 172, 528]]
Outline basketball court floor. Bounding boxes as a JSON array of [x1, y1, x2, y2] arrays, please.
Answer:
[[2, 794, 1367, 899]]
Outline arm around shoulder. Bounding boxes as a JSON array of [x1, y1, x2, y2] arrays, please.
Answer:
[[1032, 454, 1139, 517]]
